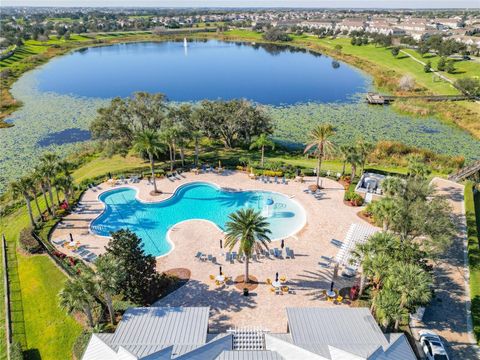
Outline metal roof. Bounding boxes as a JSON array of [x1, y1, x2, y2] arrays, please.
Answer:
[[286, 308, 390, 358], [216, 351, 285, 360], [111, 307, 210, 347]]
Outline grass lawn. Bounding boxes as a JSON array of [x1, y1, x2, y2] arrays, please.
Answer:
[[290, 35, 464, 95], [465, 181, 480, 344], [18, 255, 82, 360], [0, 193, 83, 359]]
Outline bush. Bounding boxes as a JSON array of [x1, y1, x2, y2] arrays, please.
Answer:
[[19, 228, 42, 254], [344, 191, 364, 206]]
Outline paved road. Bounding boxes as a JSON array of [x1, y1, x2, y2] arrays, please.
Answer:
[[410, 178, 479, 359]]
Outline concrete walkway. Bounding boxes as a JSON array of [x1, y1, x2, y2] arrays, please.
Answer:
[[410, 178, 479, 359]]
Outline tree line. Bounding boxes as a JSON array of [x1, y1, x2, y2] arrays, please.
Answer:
[[90, 92, 273, 193]]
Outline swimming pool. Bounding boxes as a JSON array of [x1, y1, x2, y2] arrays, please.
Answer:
[[91, 182, 307, 257]]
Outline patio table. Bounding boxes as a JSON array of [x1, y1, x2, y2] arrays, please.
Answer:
[[215, 275, 225, 282], [326, 290, 336, 298], [272, 280, 282, 288]]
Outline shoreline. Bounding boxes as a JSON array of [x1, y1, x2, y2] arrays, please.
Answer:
[[1, 29, 479, 137]]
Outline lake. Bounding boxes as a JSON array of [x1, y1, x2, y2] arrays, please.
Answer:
[[34, 40, 369, 105], [1, 39, 479, 194]]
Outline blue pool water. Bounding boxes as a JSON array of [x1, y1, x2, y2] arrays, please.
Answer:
[[91, 182, 306, 256]]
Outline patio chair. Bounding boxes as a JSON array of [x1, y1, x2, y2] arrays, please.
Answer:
[[266, 176, 271, 183], [232, 252, 237, 260], [288, 288, 296, 294], [330, 239, 343, 247], [285, 247, 291, 259], [321, 255, 333, 262], [195, 252, 202, 260], [281, 286, 289, 294], [274, 176, 278, 184], [211, 257, 216, 263], [289, 249, 295, 259], [275, 288, 282, 295], [86, 254, 98, 263], [280, 276, 286, 282], [252, 254, 257, 262], [319, 262, 330, 268], [335, 295, 343, 304], [269, 249, 275, 256], [266, 278, 272, 285], [209, 274, 215, 280], [282, 176, 288, 185], [225, 252, 231, 262], [270, 287, 276, 293], [52, 239, 66, 246]]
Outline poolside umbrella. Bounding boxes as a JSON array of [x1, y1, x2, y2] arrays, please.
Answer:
[[219, 266, 222, 276], [275, 272, 279, 282], [69, 233, 73, 242], [281, 240, 285, 249]]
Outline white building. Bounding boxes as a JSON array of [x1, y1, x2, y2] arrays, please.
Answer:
[[82, 306, 417, 360]]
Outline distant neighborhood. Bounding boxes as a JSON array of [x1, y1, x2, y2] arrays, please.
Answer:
[[1, 7, 480, 51]]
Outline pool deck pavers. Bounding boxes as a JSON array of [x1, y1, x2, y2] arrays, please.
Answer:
[[52, 170, 365, 332]]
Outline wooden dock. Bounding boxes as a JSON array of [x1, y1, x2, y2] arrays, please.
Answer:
[[366, 92, 473, 105]]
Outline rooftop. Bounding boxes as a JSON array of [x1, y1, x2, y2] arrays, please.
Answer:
[[82, 306, 416, 360]]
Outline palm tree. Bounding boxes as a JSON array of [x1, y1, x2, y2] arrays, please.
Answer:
[[57, 160, 75, 196], [58, 273, 97, 328], [304, 124, 335, 188], [345, 146, 361, 181], [338, 145, 351, 175], [374, 288, 408, 330], [250, 134, 275, 168], [10, 177, 36, 227], [370, 198, 396, 231], [224, 208, 271, 283], [26, 175, 43, 222], [356, 140, 375, 175], [55, 175, 73, 208], [387, 263, 432, 330], [160, 127, 177, 172], [40, 153, 59, 212], [94, 254, 123, 325], [33, 167, 52, 216], [133, 130, 164, 193]]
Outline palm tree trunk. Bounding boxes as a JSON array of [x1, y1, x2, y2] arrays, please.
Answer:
[[84, 305, 94, 328], [245, 257, 250, 283], [359, 272, 366, 296], [41, 185, 52, 215], [351, 164, 357, 181], [54, 185, 61, 205], [261, 146, 265, 168], [194, 137, 199, 166], [180, 147, 185, 167], [316, 155, 321, 187], [394, 300, 406, 330], [342, 160, 346, 175], [47, 181, 55, 213], [33, 194, 42, 222], [25, 195, 36, 227], [149, 154, 158, 193], [169, 145, 173, 172], [105, 293, 115, 325]]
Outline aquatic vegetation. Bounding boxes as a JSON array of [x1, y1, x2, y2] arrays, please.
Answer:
[[1, 69, 479, 194]]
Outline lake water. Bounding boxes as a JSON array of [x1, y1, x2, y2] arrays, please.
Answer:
[[2, 39, 479, 194], [35, 40, 369, 105]]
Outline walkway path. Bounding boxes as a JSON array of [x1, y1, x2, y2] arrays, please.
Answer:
[[399, 49, 454, 85], [410, 178, 479, 359]]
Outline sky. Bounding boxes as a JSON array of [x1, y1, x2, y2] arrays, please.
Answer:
[[1, 0, 479, 9]]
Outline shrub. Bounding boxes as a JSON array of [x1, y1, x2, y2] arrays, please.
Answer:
[[19, 228, 42, 254], [344, 191, 364, 206], [262, 170, 283, 177]]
